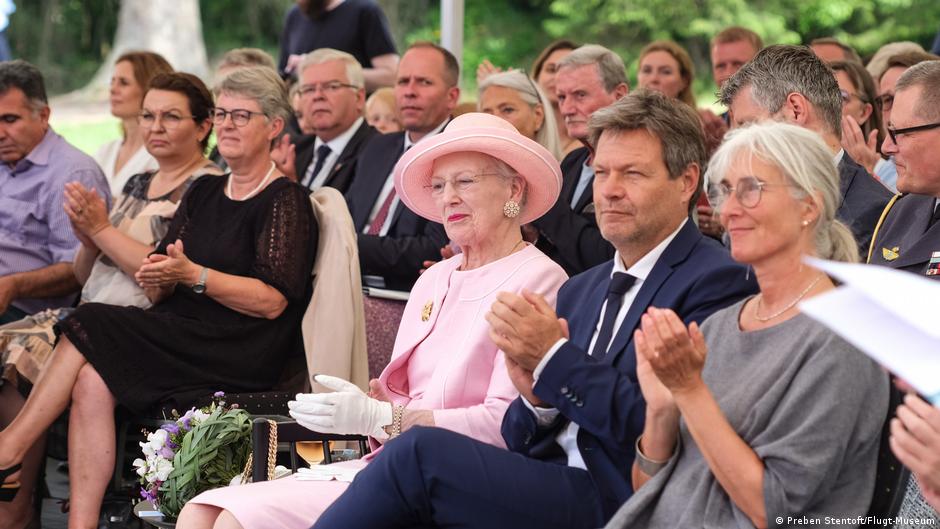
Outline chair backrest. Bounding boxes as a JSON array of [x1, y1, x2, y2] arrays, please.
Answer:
[[301, 188, 370, 392], [866, 383, 907, 519]]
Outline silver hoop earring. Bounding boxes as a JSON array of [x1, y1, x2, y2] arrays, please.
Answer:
[[503, 200, 520, 218]]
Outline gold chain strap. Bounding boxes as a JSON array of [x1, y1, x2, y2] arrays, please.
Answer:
[[266, 419, 277, 481], [239, 419, 279, 484]]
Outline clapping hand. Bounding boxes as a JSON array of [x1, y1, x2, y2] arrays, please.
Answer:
[[841, 115, 880, 175], [486, 290, 565, 372], [135, 239, 197, 289], [271, 134, 297, 182], [288, 375, 393, 439], [635, 307, 707, 395], [63, 181, 109, 245]]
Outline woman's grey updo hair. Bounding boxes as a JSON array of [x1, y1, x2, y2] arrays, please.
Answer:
[[705, 121, 859, 263], [218, 66, 292, 124]]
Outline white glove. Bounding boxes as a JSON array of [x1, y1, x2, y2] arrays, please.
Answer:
[[287, 375, 393, 439]]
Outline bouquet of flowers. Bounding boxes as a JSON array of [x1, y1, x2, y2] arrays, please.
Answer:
[[133, 392, 252, 520]]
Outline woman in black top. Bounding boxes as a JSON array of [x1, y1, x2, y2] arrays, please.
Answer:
[[0, 67, 317, 528]]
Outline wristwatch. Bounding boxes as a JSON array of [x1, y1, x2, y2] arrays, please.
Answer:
[[192, 266, 208, 294]]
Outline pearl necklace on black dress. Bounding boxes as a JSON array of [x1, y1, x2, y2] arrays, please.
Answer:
[[227, 162, 276, 201]]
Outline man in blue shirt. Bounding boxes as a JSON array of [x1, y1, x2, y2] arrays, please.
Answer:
[[0, 60, 109, 322]]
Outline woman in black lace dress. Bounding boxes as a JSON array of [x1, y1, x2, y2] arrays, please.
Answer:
[[0, 66, 317, 528]]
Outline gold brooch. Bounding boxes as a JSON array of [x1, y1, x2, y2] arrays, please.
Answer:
[[421, 300, 433, 322], [882, 246, 900, 261]]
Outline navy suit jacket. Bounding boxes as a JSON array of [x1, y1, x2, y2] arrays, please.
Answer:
[[534, 146, 615, 275], [501, 220, 758, 518], [296, 120, 377, 194], [345, 131, 447, 290], [837, 154, 892, 257]]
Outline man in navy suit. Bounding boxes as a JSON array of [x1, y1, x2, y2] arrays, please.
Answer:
[[344, 42, 457, 290], [290, 48, 376, 194], [720, 44, 892, 256], [314, 91, 758, 529], [533, 44, 628, 276]]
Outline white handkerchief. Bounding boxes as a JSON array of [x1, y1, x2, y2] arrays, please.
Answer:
[[295, 465, 362, 482]]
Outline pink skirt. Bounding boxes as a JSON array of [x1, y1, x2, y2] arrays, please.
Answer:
[[187, 460, 367, 529]]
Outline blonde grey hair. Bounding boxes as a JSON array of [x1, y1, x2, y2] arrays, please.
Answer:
[[218, 66, 292, 124], [297, 48, 365, 88], [867, 41, 925, 81], [478, 70, 563, 159], [706, 121, 858, 263], [556, 44, 628, 93]]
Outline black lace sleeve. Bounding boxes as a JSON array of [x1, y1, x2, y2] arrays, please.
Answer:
[[250, 183, 318, 302]]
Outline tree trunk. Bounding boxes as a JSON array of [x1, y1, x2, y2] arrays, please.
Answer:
[[78, 0, 210, 99]]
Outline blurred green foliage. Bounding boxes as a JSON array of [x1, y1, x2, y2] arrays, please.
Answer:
[[7, 0, 939, 102]]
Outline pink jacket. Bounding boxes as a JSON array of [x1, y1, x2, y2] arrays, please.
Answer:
[[376, 245, 567, 448]]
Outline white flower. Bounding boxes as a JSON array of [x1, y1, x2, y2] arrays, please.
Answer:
[[132, 458, 147, 477], [154, 457, 174, 482], [192, 409, 210, 423], [147, 429, 169, 451]]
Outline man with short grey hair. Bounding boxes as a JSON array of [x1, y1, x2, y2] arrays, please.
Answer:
[[720, 44, 891, 255], [532, 44, 629, 276], [0, 60, 109, 322], [292, 48, 375, 193], [870, 60, 940, 276]]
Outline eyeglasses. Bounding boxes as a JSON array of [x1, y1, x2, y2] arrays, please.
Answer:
[[137, 111, 196, 129], [876, 93, 894, 111], [886, 121, 940, 144], [297, 81, 360, 97], [707, 176, 797, 209], [839, 89, 867, 105], [211, 108, 265, 127], [425, 172, 499, 197]]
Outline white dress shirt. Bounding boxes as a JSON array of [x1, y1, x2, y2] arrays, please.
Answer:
[[522, 218, 688, 470], [304, 117, 364, 190]]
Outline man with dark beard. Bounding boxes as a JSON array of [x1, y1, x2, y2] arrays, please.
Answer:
[[278, 0, 399, 91]]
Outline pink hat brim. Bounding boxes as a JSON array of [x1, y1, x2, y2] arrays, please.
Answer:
[[393, 114, 562, 225]]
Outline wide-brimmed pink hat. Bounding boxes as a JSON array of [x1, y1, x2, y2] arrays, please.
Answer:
[[393, 112, 562, 225]]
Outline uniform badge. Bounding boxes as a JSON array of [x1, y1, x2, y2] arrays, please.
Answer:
[[421, 301, 433, 322], [882, 246, 900, 261], [927, 251, 940, 276]]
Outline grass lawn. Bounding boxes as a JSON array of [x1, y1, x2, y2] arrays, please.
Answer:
[[51, 117, 121, 156]]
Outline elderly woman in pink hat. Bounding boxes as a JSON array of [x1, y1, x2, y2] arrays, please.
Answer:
[[178, 113, 568, 529]]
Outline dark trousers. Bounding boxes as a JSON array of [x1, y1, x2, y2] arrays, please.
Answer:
[[313, 426, 607, 529]]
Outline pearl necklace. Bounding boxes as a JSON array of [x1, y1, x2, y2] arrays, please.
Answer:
[[227, 162, 276, 201], [754, 274, 823, 322]]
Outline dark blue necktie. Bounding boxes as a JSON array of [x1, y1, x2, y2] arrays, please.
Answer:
[[304, 144, 333, 189], [590, 272, 637, 360]]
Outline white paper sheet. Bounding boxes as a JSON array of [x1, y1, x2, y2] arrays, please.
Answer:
[[800, 258, 940, 405]]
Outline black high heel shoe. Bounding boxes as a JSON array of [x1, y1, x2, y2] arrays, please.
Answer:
[[0, 463, 21, 502]]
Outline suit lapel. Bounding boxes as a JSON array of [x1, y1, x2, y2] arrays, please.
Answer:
[[606, 221, 701, 364], [571, 264, 613, 351], [355, 133, 405, 229], [893, 195, 940, 268], [837, 155, 857, 203]]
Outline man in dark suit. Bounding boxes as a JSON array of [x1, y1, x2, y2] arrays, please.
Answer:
[[344, 42, 457, 290], [720, 44, 892, 256], [869, 61, 940, 277], [532, 44, 629, 276], [314, 92, 758, 529], [286, 48, 376, 194]]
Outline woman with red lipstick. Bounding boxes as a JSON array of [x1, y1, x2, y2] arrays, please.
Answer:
[[0, 68, 319, 528], [608, 122, 889, 528], [0, 72, 219, 526], [178, 112, 568, 529], [94, 51, 172, 196]]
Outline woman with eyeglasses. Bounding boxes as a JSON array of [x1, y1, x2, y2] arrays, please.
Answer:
[[94, 51, 172, 195], [831, 60, 894, 191], [0, 67, 318, 527], [0, 71, 220, 524], [605, 122, 888, 528], [478, 70, 563, 160]]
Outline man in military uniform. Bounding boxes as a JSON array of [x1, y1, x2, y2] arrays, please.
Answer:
[[868, 60, 940, 277]]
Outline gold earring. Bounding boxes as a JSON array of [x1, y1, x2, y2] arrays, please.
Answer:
[[503, 200, 520, 218]]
